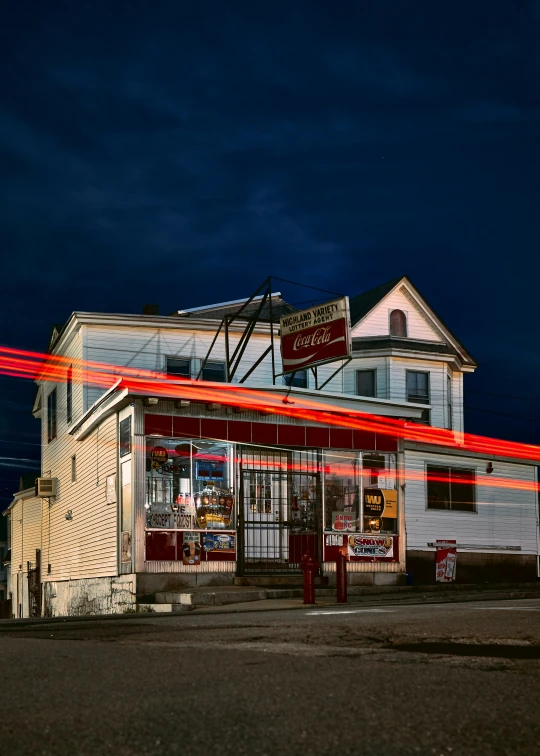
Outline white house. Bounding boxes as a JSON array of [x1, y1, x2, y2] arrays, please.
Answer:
[[5, 276, 539, 616]]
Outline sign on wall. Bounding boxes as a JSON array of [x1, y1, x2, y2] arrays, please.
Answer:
[[363, 488, 397, 519], [280, 297, 351, 375], [435, 540, 457, 582], [347, 535, 395, 559]]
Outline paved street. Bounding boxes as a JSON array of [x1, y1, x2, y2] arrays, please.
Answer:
[[2, 598, 540, 755]]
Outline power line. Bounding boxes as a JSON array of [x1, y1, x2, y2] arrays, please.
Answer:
[[465, 388, 540, 402], [465, 405, 540, 422], [271, 276, 343, 297]]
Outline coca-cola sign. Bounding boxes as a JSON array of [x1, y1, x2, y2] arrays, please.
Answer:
[[280, 297, 351, 374]]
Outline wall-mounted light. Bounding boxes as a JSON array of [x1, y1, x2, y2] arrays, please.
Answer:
[[175, 399, 191, 408], [206, 403, 221, 410], [65, 510, 73, 521], [144, 397, 159, 406], [486, 462, 494, 474]]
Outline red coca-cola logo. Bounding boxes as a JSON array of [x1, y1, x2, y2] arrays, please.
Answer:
[[293, 327, 332, 351]]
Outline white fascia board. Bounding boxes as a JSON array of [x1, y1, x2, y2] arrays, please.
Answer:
[[404, 440, 540, 466], [70, 382, 128, 441], [71, 312, 274, 335], [178, 292, 282, 315], [352, 347, 465, 371]]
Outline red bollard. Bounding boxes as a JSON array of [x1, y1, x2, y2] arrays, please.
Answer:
[[336, 545, 348, 603], [300, 551, 319, 605]]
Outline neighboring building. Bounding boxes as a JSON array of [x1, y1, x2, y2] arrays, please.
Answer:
[[11, 276, 540, 616], [0, 515, 8, 601], [3, 475, 42, 618]]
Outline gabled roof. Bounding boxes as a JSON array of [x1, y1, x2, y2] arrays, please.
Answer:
[[19, 473, 38, 492], [349, 276, 477, 368], [349, 277, 404, 326], [48, 322, 66, 352]]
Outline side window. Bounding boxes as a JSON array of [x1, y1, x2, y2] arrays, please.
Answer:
[[284, 370, 308, 389], [356, 369, 376, 398], [427, 465, 475, 512], [202, 361, 226, 382], [119, 416, 132, 458], [71, 455, 77, 483], [166, 358, 191, 378], [447, 374, 453, 430], [390, 309, 407, 337], [406, 371, 430, 424], [47, 389, 57, 443]]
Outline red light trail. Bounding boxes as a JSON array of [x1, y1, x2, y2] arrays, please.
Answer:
[[1, 345, 540, 489]]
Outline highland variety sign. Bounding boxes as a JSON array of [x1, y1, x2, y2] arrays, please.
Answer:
[[280, 297, 352, 375]]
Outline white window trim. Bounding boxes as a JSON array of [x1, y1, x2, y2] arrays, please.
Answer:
[[355, 368, 377, 398], [388, 308, 408, 337], [424, 461, 477, 514]]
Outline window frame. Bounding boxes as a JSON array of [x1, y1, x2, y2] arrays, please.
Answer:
[[406, 370, 430, 424], [355, 369, 377, 398], [425, 463, 477, 513], [202, 360, 226, 383], [447, 374, 453, 431], [165, 356, 193, 379], [283, 370, 309, 389], [389, 309, 408, 338], [47, 388, 57, 443]]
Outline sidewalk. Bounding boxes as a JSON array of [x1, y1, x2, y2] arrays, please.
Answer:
[[2, 581, 539, 627]]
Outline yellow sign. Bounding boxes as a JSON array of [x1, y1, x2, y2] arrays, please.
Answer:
[[380, 489, 397, 519]]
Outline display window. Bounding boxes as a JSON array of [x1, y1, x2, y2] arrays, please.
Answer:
[[145, 438, 235, 530], [323, 451, 397, 536]]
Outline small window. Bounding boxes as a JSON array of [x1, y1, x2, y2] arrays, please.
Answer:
[[406, 371, 430, 424], [390, 309, 407, 337], [427, 465, 475, 512], [166, 358, 191, 378], [202, 361, 226, 382], [66, 366, 73, 424], [119, 416, 132, 458], [47, 389, 57, 443], [356, 369, 376, 398], [284, 370, 308, 389], [71, 455, 77, 483]]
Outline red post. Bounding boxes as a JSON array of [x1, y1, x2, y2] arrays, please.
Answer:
[[300, 551, 319, 605], [337, 545, 348, 603]]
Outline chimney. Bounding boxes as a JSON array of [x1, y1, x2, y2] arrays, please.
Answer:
[[142, 304, 159, 316]]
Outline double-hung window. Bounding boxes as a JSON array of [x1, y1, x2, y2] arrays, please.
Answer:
[[202, 361, 226, 382], [406, 371, 430, 424], [356, 369, 376, 398], [166, 358, 191, 378], [284, 370, 308, 389], [427, 465, 476, 512], [447, 375, 453, 430], [47, 389, 57, 443]]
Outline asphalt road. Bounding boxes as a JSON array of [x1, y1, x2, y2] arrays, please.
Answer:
[[2, 598, 540, 756]]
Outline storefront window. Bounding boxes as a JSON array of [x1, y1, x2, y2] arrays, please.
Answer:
[[145, 438, 235, 530], [323, 451, 397, 535]]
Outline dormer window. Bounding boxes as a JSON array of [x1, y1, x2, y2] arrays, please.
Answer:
[[390, 309, 407, 337]]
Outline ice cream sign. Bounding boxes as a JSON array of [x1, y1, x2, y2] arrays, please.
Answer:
[[348, 535, 394, 558]]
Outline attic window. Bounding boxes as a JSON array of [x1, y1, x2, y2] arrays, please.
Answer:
[[390, 309, 407, 337]]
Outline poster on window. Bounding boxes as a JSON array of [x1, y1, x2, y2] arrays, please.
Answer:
[[331, 512, 356, 532], [182, 532, 201, 566], [435, 540, 457, 582], [202, 533, 236, 553]]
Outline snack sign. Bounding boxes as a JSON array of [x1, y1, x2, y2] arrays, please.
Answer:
[[280, 297, 351, 374], [348, 535, 395, 558]]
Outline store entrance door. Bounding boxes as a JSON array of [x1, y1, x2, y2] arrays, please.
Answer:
[[238, 446, 321, 575]]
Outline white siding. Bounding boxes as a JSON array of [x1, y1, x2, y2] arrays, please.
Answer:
[[84, 324, 277, 409], [405, 450, 539, 554], [389, 357, 447, 428], [41, 383, 118, 581], [352, 286, 443, 341]]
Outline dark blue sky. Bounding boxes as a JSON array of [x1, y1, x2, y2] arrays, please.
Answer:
[[1, 1, 539, 507]]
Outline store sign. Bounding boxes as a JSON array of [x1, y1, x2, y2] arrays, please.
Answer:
[[151, 446, 168, 470], [331, 512, 356, 532], [435, 540, 457, 582], [280, 297, 351, 375], [363, 488, 397, 519], [347, 535, 395, 558], [146, 512, 198, 529]]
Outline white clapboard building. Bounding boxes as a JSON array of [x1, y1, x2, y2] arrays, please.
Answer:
[[4, 276, 539, 616]]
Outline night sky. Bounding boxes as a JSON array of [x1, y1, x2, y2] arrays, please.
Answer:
[[1, 1, 539, 509]]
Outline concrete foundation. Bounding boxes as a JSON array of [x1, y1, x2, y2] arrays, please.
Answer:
[[406, 550, 538, 585], [42, 575, 136, 617], [136, 571, 235, 601]]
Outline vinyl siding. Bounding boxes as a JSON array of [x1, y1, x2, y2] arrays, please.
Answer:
[[352, 286, 443, 341], [343, 357, 389, 399], [9, 496, 42, 571], [84, 325, 277, 409], [404, 450, 539, 554]]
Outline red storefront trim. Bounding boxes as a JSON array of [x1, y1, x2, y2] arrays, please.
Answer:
[[144, 414, 398, 451]]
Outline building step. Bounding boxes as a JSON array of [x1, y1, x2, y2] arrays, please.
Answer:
[[234, 575, 329, 587]]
